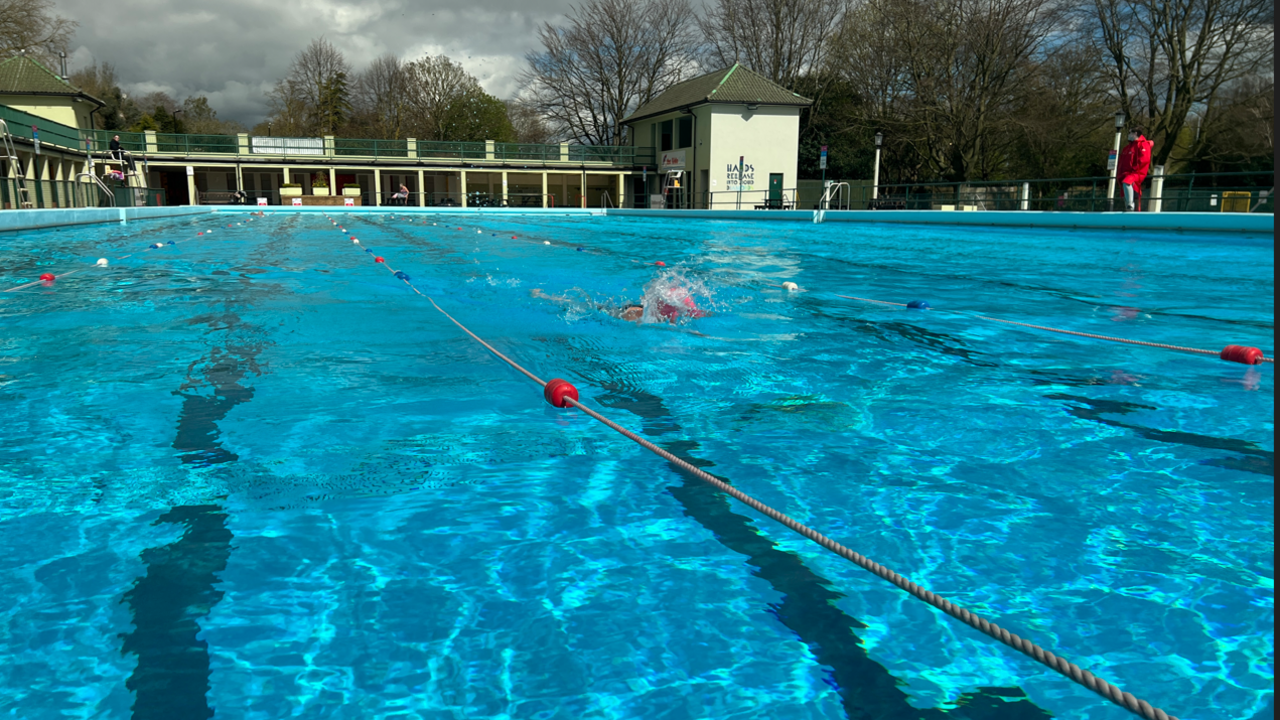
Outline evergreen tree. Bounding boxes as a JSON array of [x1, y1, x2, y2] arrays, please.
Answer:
[[314, 72, 352, 134], [152, 105, 176, 133], [440, 91, 516, 143], [129, 114, 160, 132]]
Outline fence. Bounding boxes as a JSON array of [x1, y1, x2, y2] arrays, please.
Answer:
[[706, 188, 801, 210], [0, 105, 84, 150], [860, 171, 1274, 213]]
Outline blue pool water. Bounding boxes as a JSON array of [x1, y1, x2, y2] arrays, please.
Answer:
[[0, 211, 1272, 719]]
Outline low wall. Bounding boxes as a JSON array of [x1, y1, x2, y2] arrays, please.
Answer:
[[0, 206, 213, 233], [605, 208, 1275, 234], [212, 206, 607, 216], [2, 205, 1270, 234]]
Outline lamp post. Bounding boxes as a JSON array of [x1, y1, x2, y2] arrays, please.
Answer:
[[1106, 110, 1125, 211], [871, 131, 884, 202]]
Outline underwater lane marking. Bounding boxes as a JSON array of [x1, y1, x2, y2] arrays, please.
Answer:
[[1, 226, 229, 293]]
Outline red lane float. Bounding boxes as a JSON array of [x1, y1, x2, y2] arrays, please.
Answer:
[[1221, 345, 1265, 365], [39, 273, 55, 282], [543, 378, 579, 408]]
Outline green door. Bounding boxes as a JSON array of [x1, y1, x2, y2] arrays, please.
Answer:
[[768, 173, 783, 204]]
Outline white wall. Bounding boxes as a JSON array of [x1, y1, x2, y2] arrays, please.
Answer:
[[705, 106, 801, 208]]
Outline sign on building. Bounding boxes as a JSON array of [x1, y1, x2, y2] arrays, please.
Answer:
[[727, 158, 755, 191], [291, 198, 303, 206], [252, 137, 326, 156], [660, 150, 686, 172]]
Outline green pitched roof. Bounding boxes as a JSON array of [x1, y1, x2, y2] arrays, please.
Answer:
[[0, 55, 104, 105], [623, 64, 811, 124]]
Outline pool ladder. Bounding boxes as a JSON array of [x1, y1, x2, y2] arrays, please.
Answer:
[[813, 182, 852, 223], [77, 172, 115, 206], [0, 119, 34, 209]]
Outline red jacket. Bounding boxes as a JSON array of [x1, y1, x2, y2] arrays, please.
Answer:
[[1117, 135, 1153, 185]]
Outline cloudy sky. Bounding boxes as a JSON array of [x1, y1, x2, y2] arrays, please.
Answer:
[[53, 0, 577, 127]]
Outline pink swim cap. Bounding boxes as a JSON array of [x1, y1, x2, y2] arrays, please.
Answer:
[[658, 295, 704, 320]]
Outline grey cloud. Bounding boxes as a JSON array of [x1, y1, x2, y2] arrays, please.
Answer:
[[53, 0, 570, 126]]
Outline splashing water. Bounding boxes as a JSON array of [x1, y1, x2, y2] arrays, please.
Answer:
[[641, 267, 715, 325]]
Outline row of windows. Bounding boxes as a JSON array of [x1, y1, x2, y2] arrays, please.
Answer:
[[651, 116, 694, 152]]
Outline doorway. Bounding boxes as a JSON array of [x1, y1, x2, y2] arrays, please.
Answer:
[[768, 173, 783, 207]]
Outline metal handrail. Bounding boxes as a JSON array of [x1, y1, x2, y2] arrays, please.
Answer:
[[77, 173, 115, 206], [600, 190, 614, 208], [821, 182, 851, 210]]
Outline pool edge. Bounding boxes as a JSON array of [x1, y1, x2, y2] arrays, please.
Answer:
[[0, 206, 215, 233]]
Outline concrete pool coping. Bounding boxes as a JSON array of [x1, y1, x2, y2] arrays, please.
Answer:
[[0, 205, 1272, 234]]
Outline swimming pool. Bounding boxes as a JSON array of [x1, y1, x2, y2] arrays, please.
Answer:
[[0, 211, 1272, 719]]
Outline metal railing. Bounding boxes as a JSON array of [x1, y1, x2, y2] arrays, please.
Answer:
[[821, 182, 851, 210], [77, 173, 114, 206], [860, 171, 1275, 213], [0, 105, 84, 150], [707, 188, 801, 210], [2, 106, 657, 167], [83, 129, 146, 153], [333, 138, 412, 158]]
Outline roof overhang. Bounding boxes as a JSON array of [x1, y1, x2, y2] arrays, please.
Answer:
[[623, 99, 809, 126], [0, 90, 107, 108]]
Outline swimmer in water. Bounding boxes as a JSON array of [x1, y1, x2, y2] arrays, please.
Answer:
[[531, 288, 699, 324], [532, 288, 642, 322]]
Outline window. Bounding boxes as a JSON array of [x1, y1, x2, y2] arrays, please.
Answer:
[[660, 120, 673, 151], [678, 117, 693, 148]]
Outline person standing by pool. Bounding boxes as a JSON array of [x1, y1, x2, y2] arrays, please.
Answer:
[[1116, 126, 1153, 212]]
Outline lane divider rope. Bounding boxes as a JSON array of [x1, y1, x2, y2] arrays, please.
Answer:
[[1, 219, 258, 294], [332, 214, 1179, 720], [827, 292, 1272, 365]]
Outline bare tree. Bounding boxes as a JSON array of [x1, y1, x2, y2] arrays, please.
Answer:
[[353, 54, 408, 139], [506, 99, 557, 144], [265, 79, 311, 136], [266, 37, 352, 135], [699, 0, 847, 88], [70, 61, 143, 129], [402, 54, 482, 141], [1007, 45, 1116, 178], [1193, 77, 1275, 169], [0, 0, 75, 65], [1087, 0, 1274, 165], [833, 0, 1060, 180], [182, 95, 246, 135], [523, 0, 700, 145], [135, 90, 179, 115]]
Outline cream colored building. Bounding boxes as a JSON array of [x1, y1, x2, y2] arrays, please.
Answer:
[[0, 56, 102, 130], [623, 64, 811, 209]]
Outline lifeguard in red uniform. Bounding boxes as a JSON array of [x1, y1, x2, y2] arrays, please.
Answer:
[[1116, 126, 1153, 211]]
